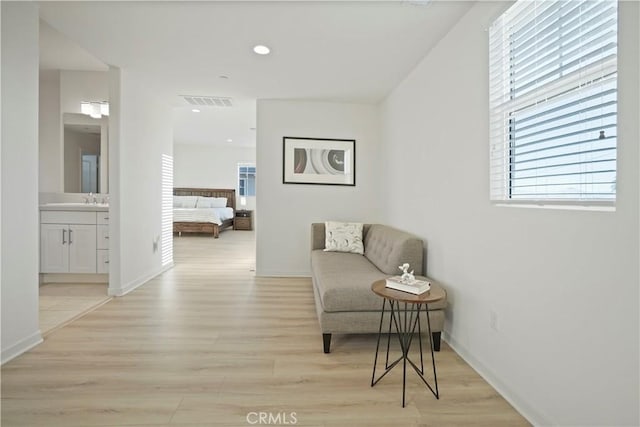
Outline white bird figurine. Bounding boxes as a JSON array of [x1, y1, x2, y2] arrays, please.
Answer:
[[399, 263, 415, 283]]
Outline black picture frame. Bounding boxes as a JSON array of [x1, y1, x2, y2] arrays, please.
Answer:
[[282, 137, 356, 186]]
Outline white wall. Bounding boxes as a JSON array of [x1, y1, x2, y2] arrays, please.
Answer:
[[107, 67, 122, 296], [174, 143, 256, 210], [59, 70, 108, 115], [108, 69, 173, 296], [1, 2, 43, 363], [379, 1, 639, 425], [255, 100, 382, 276], [39, 70, 62, 192]]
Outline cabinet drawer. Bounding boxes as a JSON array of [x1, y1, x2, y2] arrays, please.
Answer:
[[97, 250, 109, 274], [97, 212, 110, 225], [41, 211, 96, 225], [97, 225, 109, 249], [234, 217, 252, 230]]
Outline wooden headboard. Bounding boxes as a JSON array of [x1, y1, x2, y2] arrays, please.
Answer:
[[173, 188, 236, 211]]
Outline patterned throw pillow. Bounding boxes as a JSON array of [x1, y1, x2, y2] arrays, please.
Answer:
[[324, 221, 364, 254]]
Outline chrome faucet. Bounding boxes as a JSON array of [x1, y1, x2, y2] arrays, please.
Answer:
[[84, 192, 98, 204]]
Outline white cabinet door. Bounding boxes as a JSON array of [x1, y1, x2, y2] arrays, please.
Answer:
[[40, 224, 69, 273], [68, 224, 97, 273]]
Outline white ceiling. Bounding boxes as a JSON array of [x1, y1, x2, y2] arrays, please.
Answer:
[[38, 1, 474, 147]]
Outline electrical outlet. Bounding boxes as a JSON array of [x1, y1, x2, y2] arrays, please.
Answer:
[[489, 310, 498, 332]]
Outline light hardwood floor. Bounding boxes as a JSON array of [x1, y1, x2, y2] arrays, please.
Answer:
[[39, 283, 111, 336], [2, 230, 530, 426]]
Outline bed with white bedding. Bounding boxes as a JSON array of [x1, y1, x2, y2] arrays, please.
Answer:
[[173, 188, 236, 238], [173, 207, 234, 224]]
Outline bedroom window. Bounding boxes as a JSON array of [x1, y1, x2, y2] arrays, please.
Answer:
[[238, 163, 256, 197], [489, 0, 617, 207]]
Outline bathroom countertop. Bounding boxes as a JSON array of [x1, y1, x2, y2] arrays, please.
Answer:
[[40, 203, 109, 212]]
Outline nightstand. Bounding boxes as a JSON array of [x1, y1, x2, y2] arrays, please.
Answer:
[[234, 210, 253, 231]]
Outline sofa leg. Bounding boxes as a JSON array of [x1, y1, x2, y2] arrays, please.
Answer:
[[432, 332, 441, 351], [322, 333, 332, 353]]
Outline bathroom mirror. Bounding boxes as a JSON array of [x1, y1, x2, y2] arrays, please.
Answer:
[[63, 113, 108, 193]]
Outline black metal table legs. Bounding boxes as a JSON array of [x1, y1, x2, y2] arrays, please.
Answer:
[[371, 298, 439, 407]]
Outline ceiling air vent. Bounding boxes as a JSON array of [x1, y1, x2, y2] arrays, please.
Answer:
[[181, 95, 233, 107]]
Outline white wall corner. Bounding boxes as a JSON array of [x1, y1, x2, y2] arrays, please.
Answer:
[[443, 331, 550, 426], [108, 263, 173, 297], [1, 1, 42, 365], [1, 332, 43, 365]]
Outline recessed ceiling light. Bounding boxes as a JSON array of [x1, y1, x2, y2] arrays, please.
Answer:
[[253, 45, 271, 55], [227, 138, 233, 143], [192, 109, 201, 113]]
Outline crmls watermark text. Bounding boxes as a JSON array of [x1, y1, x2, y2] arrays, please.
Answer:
[[246, 411, 298, 425]]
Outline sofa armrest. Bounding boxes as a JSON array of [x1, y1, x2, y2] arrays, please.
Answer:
[[311, 223, 326, 250]]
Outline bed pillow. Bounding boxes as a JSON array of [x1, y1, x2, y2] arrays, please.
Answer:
[[173, 195, 198, 208], [196, 196, 227, 208], [324, 221, 364, 254]]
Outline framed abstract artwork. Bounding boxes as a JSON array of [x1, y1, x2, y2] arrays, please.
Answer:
[[282, 137, 356, 186]]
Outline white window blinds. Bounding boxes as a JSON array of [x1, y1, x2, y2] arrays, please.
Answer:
[[161, 154, 174, 267], [489, 0, 617, 204]]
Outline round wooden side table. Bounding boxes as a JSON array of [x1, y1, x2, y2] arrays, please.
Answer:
[[370, 279, 446, 407]]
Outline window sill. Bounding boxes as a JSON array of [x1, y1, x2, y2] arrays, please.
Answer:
[[492, 201, 616, 212]]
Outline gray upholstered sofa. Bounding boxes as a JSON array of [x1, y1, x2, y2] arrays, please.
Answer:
[[310, 223, 447, 353]]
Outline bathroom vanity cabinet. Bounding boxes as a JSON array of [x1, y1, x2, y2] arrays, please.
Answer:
[[40, 205, 109, 275]]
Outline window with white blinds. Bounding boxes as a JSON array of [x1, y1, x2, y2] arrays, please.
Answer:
[[161, 154, 173, 267], [489, 0, 617, 204], [238, 163, 256, 197]]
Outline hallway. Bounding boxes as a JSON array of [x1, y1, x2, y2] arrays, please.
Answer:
[[2, 230, 527, 426]]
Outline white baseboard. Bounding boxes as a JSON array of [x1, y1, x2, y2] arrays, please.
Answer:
[[254, 270, 311, 278], [40, 273, 108, 284], [1, 330, 43, 365], [108, 262, 174, 297], [443, 331, 551, 426]]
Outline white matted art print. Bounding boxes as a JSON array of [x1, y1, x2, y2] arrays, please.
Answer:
[[282, 137, 355, 186]]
